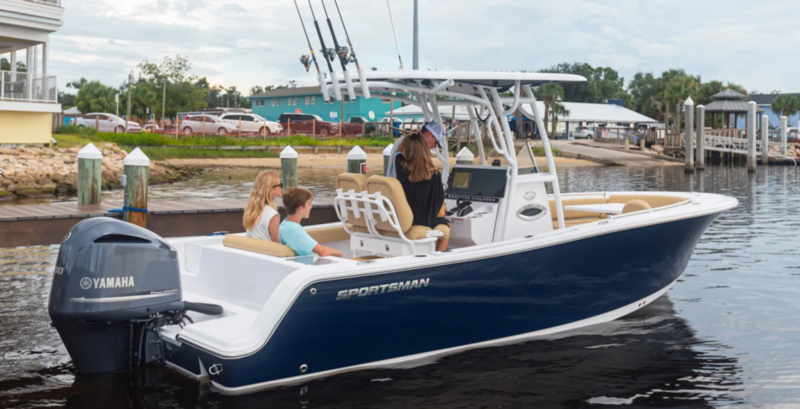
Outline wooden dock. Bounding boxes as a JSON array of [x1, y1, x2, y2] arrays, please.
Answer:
[[0, 198, 338, 248]]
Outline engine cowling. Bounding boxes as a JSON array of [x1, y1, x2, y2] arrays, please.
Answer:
[[48, 217, 184, 374]]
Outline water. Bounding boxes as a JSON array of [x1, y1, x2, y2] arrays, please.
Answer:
[[1, 165, 798, 408]]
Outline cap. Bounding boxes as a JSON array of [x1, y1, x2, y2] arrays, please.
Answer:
[[423, 122, 445, 148]]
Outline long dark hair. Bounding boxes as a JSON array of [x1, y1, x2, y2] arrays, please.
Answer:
[[401, 132, 434, 183]]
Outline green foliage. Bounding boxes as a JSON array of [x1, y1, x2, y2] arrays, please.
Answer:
[[771, 95, 800, 118], [76, 81, 119, 114], [539, 63, 627, 104], [0, 58, 26, 72]]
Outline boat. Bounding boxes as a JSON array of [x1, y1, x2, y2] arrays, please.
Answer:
[[46, 6, 737, 395]]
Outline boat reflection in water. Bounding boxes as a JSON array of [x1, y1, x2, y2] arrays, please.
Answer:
[[45, 297, 743, 409]]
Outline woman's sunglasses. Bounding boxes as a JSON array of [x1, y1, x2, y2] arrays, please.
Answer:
[[274, 183, 284, 188]]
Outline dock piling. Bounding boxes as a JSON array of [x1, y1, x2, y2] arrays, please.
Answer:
[[456, 147, 474, 165], [347, 146, 367, 174], [77, 143, 103, 205], [280, 146, 299, 189], [696, 105, 705, 170], [781, 116, 788, 156], [762, 115, 770, 165], [747, 101, 757, 173], [684, 97, 695, 173], [123, 148, 150, 228], [383, 143, 394, 176]]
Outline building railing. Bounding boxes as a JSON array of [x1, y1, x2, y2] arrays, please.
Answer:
[[0, 71, 58, 103]]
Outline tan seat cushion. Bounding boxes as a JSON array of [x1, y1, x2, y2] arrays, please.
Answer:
[[552, 217, 604, 229], [307, 225, 350, 244], [609, 194, 687, 209], [549, 198, 609, 220], [223, 235, 295, 258], [622, 199, 651, 214], [348, 224, 369, 234], [337, 173, 370, 229], [366, 175, 414, 234]]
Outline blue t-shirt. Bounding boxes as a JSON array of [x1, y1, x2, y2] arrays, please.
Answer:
[[279, 220, 318, 257]]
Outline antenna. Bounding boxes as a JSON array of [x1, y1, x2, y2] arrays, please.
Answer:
[[295, 0, 331, 101], [385, 0, 405, 70]]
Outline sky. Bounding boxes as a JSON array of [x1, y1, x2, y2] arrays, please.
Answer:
[[39, 0, 800, 95]]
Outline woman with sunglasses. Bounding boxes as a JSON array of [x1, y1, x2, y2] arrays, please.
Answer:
[[244, 171, 283, 243]]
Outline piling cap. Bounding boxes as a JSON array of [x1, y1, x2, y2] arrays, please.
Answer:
[[684, 97, 694, 106], [697, 104, 705, 109], [280, 146, 298, 159], [347, 146, 367, 160], [124, 148, 150, 167], [77, 143, 103, 160], [382, 143, 394, 156], [456, 147, 475, 161]]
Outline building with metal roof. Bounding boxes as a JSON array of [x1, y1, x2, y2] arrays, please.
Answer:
[[741, 92, 800, 129]]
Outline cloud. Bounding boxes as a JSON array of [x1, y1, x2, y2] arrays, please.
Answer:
[[32, 0, 800, 94]]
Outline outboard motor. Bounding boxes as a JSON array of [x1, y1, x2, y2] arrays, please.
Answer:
[[48, 217, 221, 374]]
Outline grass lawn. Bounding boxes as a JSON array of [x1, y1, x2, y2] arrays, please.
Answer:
[[134, 147, 278, 161]]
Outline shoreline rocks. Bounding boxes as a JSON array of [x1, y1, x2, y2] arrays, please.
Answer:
[[0, 144, 198, 200]]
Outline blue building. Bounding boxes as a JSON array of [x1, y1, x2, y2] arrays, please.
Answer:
[[249, 86, 401, 122], [735, 93, 800, 129]]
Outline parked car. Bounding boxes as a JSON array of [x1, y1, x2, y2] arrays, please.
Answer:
[[572, 126, 595, 139], [179, 114, 238, 135], [220, 113, 283, 136], [70, 113, 141, 133], [381, 117, 403, 137], [347, 116, 377, 135], [142, 124, 161, 133], [278, 113, 338, 137]]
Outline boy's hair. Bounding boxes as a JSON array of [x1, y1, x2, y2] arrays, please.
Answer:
[[283, 188, 314, 215]]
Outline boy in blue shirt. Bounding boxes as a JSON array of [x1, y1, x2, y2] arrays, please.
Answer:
[[279, 188, 344, 258]]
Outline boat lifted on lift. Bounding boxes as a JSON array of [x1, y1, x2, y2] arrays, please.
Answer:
[[46, 3, 738, 395]]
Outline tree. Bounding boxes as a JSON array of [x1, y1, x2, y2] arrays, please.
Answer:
[[771, 95, 800, 118], [0, 58, 26, 72], [534, 83, 566, 134], [76, 81, 118, 114], [539, 63, 626, 104], [67, 78, 89, 90]]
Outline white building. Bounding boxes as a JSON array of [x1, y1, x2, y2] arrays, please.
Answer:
[[0, 0, 63, 144]]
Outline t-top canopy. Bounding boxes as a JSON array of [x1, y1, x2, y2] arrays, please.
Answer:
[[351, 70, 587, 88]]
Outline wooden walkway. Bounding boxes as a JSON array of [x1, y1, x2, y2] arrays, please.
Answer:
[[0, 198, 338, 248]]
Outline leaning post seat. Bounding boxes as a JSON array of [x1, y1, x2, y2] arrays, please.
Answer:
[[333, 173, 443, 257]]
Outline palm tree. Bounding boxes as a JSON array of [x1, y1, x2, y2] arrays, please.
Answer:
[[551, 103, 570, 138], [662, 74, 699, 133], [534, 83, 565, 134], [771, 94, 800, 119]]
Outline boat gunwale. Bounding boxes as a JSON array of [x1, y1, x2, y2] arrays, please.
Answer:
[[171, 191, 738, 359]]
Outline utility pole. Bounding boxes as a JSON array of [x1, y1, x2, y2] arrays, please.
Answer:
[[413, 0, 419, 70], [162, 80, 166, 124], [126, 71, 133, 133]]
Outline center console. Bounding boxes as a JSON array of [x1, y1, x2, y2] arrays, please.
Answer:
[[444, 166, 509, 247]]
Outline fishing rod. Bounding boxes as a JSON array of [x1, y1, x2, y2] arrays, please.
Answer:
[[308, 0, 342, 101], [294, 0, 330, 101], [385, 0, 405, 70], [321, 0, 356, 101], [333, 0, 370, 98]]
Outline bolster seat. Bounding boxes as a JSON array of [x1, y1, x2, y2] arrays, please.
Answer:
[[337, 173, 370, 233], [365, 175, 445, 240], [223, 235, 295, 258]]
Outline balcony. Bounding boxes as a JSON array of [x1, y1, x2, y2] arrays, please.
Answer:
[[0, 70, 57, 103]]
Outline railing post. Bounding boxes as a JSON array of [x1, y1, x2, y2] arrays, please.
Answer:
[[77, 143, 103, 205], [781, 116, 788, 156], [684, 97, 695, 173], [347, 146, 367, 174], [762, 114, 770, 165], [747, 101, 757, 173], [456, 146, 475, 165], [696, 105, 705, 170], [124, 148, 150, 228], [280, 146, 298, 189], [1, 73, 4, 100]]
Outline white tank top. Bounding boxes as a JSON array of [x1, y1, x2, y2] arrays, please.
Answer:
[[246, 205, 279, 241]]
